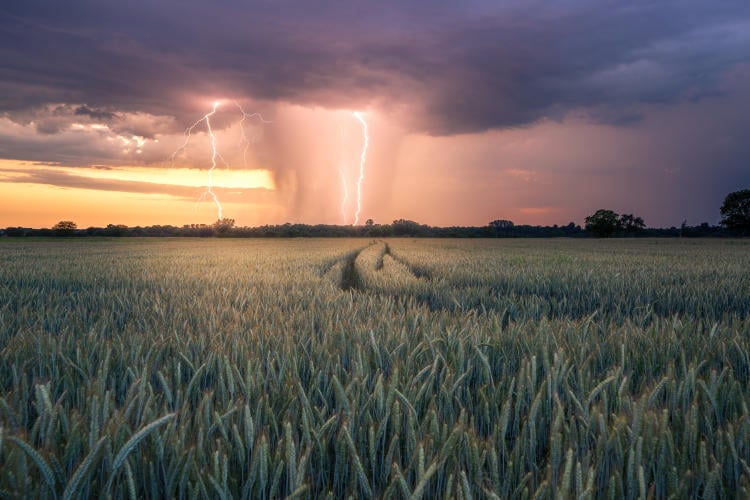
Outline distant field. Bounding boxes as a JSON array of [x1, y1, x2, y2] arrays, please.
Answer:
[[1, 238, 749, 498]]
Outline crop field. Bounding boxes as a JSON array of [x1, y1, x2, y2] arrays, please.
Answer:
[[1, 237, 750, 498]]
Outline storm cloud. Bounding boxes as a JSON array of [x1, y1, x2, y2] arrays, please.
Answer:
[[2, 1, 748, 133]]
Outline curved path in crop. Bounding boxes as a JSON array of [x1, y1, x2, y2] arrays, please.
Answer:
[[323, 241, 435, 305], [340, 248, 362, 291]]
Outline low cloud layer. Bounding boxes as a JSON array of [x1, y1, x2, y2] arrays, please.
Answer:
[[0, 165, 276, 203]]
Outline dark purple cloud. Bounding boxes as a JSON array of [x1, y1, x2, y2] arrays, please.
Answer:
[[1, 1, 748, 133], [74, 105, 117, 121]]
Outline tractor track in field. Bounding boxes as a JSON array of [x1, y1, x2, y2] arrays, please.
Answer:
[[319, 241, 515, 316], [340, 249, 361, 291], [319, 243, 374, 292], [322, 241, 434, 298], [382, 243, 433, 281], [321, 242, 501, 314], [321, 242, 623, 319]]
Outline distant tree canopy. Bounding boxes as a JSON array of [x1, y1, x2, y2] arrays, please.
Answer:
[[489, 219, 514, 229], [487, 219, 515, 237], [585, 210, 619, 237], [5, 215, 732, 239], [391, 219, 430, 236], [720, 189, 750, 235], [105, 224, 129, 236], [585, 209, 645, 237], [213, 218, 236, 234], [619, 213, 646, 233], [52, 220, 77, 235]]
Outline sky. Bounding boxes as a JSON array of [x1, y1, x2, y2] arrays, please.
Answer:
[[1, 0, 749, 228]]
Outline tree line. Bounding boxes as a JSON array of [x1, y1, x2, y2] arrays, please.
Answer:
[[2, 189, 748, 238], [0, 219, 734, 239], [4, 219, 585, 238]]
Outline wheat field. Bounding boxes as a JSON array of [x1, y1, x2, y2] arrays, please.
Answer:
[[1, 237, 749, 498]]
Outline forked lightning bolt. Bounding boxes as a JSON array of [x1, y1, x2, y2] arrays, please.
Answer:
[[171, 100, 269, 221], [170, 101, 222, 219], [353, 111, 369, 226], [235, 101, 271, 168]]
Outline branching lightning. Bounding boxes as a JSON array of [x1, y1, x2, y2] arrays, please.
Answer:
[[353, 111, 369, 226], [171, 100, 269, 221], [235, 101, 271, 168]]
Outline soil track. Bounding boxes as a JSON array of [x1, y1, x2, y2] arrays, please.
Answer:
[[340, 250, 361, 291]]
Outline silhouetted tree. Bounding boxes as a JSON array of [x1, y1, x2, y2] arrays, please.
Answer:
[[489, 219, 514, 229], [105, 224, 129, 236], [213, 218, 236, 235], [4, 227, 26, 236], [52, 220, 77, 236], [488, 219, 515, 237], [619, 213, 645, 233], [562, 222, 582, 234], [585, 209, 621, 237], [392, 219, 428, 236], [365, 218, 374, 226], [720, 189, 750, 235]]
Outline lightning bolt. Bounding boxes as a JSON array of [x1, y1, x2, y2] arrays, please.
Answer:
[[205, 102, 222, 219], [353, 111, 369, 226], [234, 101, 271, 168], [171, 100, 269, 221]]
